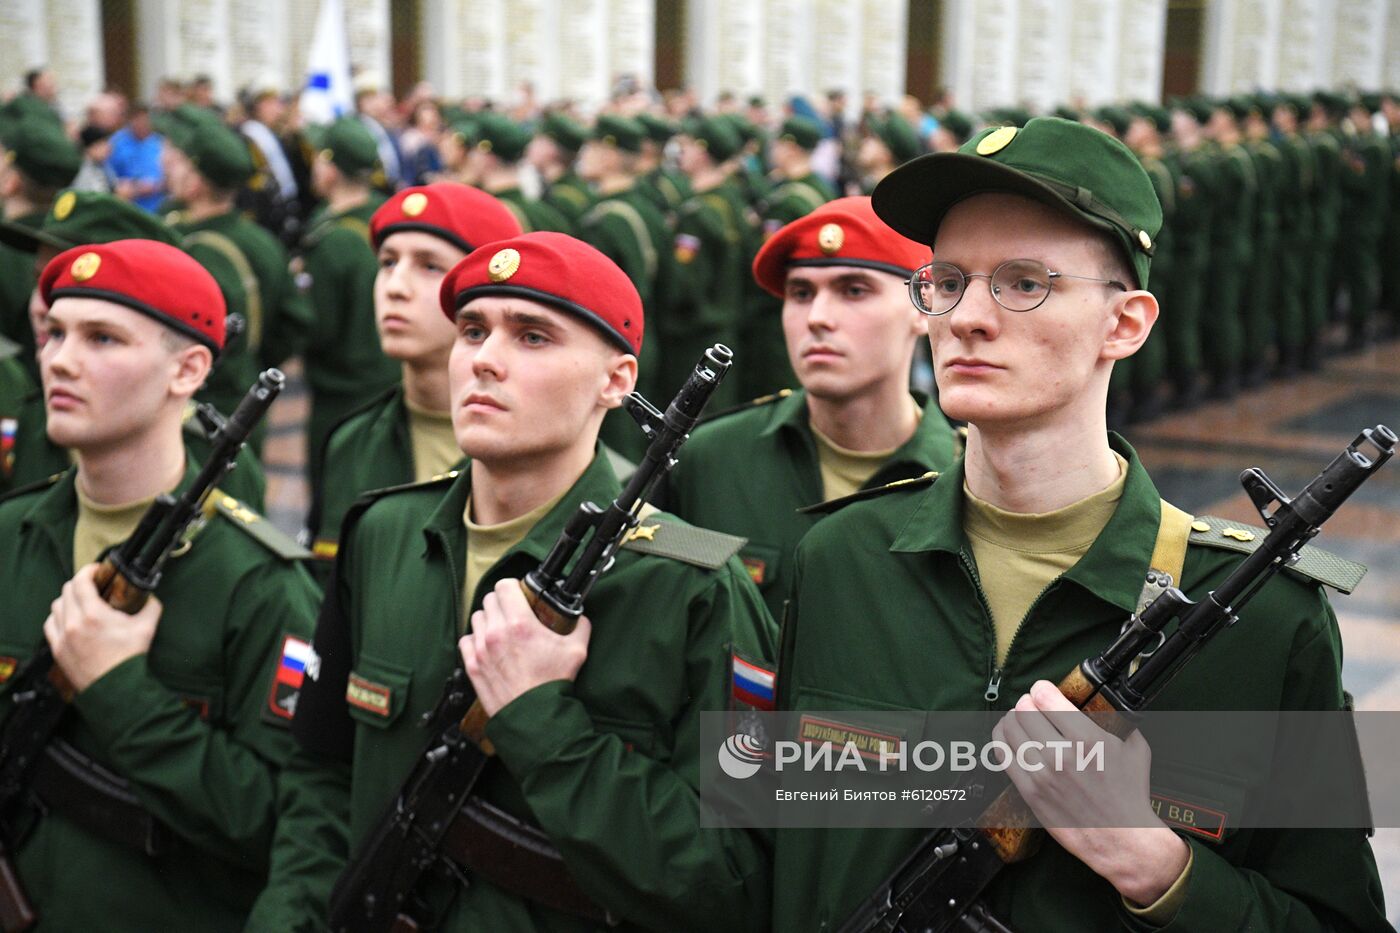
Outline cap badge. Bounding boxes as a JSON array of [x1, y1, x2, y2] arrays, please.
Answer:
[[401, 192, 428, 217], [53, 191, 76, 221], [817, 223, 845, 255], [1138, 229, 1153, 251], [488, 248, 522, 282], [976, 126, 1018, 156], [70, 252, 101, 282]]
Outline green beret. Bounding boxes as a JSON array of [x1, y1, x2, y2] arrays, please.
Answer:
[[467, 112, 531, 162], [869, 112, 922, 164], [777, 116, 823, 151], [636, 113, 677, 144], [0, 188, 180, 253], [541, 112, 588, 153], [166, 106, 255, 189], [0, 117, 81, 188], [937, 109, 974, 144], [682, 115, 742, 162], [319, 116, 381, 177], [871, 117, 1162, 289], [591, 114, 644, 153]]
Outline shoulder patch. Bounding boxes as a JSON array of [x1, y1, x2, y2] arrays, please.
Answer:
[[0, 470, 65, 505], [800, 471, 940, 516], [619, 516, 747, 570], [1188, 515, 1367, 594], [698, 387, 794, 425], [210, 492, 313, 560]]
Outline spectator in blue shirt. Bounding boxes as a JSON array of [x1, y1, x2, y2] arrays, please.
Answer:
[[108, 104, 165, 211]]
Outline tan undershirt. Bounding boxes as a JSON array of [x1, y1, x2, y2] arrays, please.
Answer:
[[73, 487, 156, 570], [963, 452, 1128, 666], [810, 402, 923, 501], [405, 396, 461, 483], [462, 488, 569, 622]]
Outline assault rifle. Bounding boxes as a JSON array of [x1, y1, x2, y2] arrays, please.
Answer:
[[839, 424, 1396, 933], [0, 369, 284, 933], [328, 345, 734, 933]]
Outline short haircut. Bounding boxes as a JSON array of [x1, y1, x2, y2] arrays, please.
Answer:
[[24, 68, 45, 91]]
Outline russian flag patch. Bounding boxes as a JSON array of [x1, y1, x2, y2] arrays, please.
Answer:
[[731, 653, 777, 712], [266, 635, 313, 723]]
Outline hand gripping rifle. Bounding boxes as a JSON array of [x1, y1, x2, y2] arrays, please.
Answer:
[[838, 425, 1396, 933], [328, 345, 734, 933], [0, 369, 284, 933]]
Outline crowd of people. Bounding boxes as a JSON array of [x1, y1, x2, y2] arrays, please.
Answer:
[[0, 61, 1392, 932]]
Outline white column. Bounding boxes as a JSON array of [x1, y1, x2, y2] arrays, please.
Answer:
[[1386, 0, 1400, 90], [812, 0, 862, 102], [609, 0, 656, 94], [344, 0, 391, 86], [763, 0, 811, 107], [435, 0, 506, 102], [1068, 0, 1122, 107], [1210, 0, 1281, 92], [1333, 0, 1388, 89], [504, 0, 558, 102], [0, 0, 47, 97], [286, 0, 320, 94], [940, 0, 1017, 113], [558, 0, 609, 105], [228, 0, 291, 93], [1019, 0, 1070, 114], [861, 0, 908, 106], [171, 0, 232, 98], [1118, 0, 1167, 102], [1277, 0, 1331, 91], [44, 0, 103, 120]]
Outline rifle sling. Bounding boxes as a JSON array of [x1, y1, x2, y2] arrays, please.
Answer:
[[440, 796, 617, 926], [31, 738, 167, 857]]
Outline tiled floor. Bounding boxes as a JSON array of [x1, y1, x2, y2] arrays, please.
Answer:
[[263, 340, 1400, 914]]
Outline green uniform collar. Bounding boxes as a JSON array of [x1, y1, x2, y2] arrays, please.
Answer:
[[420, 447, 623, 570], [892, 433, 1161, 614]]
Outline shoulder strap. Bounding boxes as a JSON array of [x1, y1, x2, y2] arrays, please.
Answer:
[[332, 215, 373, 247], [618, 509, 747, 570], [800, 471, 940, 516], [1137, 499, 1195, 612], [206, 489, 311, 560], [697, 388, 794, 425], [184, 230, 264, 350], [584, 200, 659, 283], [1187, 514, 1367, 594]]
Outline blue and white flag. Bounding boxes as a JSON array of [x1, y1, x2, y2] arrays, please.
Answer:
[[300, 0, 353, 125]]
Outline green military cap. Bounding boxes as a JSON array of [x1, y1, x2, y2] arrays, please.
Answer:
[[591, 114, 644, 153], [868, 112, 922, 163], [1225, 95, 1258, 121], [1128, 102, 1171, 134], [165, 105, 255, 189], [721, 113, 762, 146], [0, 188, 180, 253], [937, 109, 974, 144], [446, 115, 478, 145], [0, 116, 81, 188], [871, 116, 1162, 289], [1093, 106, 1131, 136], [1051, 105, 1082, 122], [682, 115, 742, 162], [318, 116, 381, 178], [776, 116, 823, 151], [540, 112, 588, 153], [1359, 91, 1381, 113], [636, 112, 677, 145], [1313, 90, 1349, 117], [466, 112, 531, 161]]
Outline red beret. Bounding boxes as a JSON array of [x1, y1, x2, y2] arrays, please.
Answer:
[[40, 239, 226, 352], [440, 232, 643, 355], [371, 183, 523, 254], [752, 196, 931, 298]]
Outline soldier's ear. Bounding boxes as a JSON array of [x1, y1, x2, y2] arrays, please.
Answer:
[[1101, 288, 1158, 363], [598, 351, 638, 411], [170, 343, 214, 398]]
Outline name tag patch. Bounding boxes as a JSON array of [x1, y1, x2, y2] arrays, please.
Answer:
[[347, 672, 392, 717], [797, 715, 903, 763], [1150, 792, 1227, 842]]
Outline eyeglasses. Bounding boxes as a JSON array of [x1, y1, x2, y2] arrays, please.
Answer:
[[906, 259, 1128, 316]]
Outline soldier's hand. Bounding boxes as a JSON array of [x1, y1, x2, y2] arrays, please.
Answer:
[[43, 563, 162, 693], [459, 578, 592, 716], [993, 680, 1189, 909]]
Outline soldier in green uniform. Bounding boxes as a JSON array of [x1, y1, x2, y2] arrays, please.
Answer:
[[772, 115, 1389, 932], [0, 190, 264, 504], [0, 239, 319, 931], [635, 113, 690, 218], [0, 116, 81, 380], [465, 113, 572, 234], [665, 115, 751, 410], [1092, 108, 1139, 424], [1271, 94, 1317, 375], [1236, 96, 1283, 385], [1200, 100, 1255, 398], [307, 183, 521, 564], [663, 197, 957, 619], [1380, 91, 1400, 333], [296, 116, 400, 488], [530, 112, 595, 230], [163, 107, 315, 438], [263, 232, 776, 931], [856, 112, 922, 193], [1306, 93, 1345, 369], [1337, 95, 1391, 350], [575, 115, 673, 461], [1119, 107, 1174, 421], [1162, 102, 1215, 408]]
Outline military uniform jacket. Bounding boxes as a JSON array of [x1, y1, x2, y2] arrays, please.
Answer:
[[0, 209, 46, 382], [297, 202, 399, 400], [496, 187, 573, 235], [771, 437, 1388, 932], [662, 388, 958, 619], [268, 451, 778, 931], [760, 173, 836, 235], [640, 166, 690, 218], [0, 463, 320, 932], [544, 173, 595, 231]]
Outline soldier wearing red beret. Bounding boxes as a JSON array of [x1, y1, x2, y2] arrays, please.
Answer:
[[0, 239, 320, 931], [662, 196, 961, 619], [307, 183, 522, 564], [266, 231, 776, 931]]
